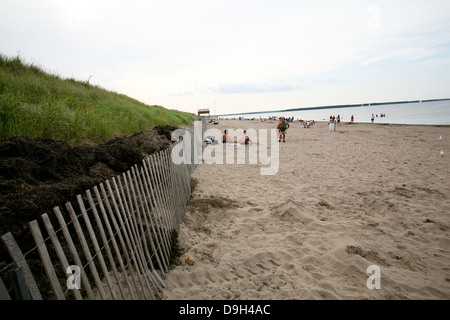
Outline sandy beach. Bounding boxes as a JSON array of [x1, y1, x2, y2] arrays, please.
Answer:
[[162, 119, 450, 300]]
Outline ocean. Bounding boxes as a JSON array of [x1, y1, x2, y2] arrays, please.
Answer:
[[218, 100, 450, 125]]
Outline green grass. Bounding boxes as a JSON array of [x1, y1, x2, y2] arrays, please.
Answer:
[[0, 54, 196, 143]]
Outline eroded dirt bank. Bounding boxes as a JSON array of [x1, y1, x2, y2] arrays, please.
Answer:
[[0, 125, 178, 266]]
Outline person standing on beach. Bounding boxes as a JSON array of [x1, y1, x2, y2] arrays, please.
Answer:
[[277, 117, 289, 143], [351, 115, 354, 122], [371, 114, 375, 123]]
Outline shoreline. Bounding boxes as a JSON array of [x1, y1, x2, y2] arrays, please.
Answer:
[[209, 118, 450, 128], [213, 98, 450, 118]]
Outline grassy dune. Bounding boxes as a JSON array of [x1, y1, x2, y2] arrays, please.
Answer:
[[0, 54, 195, 143]]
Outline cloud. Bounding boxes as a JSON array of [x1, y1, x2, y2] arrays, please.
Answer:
[[360, 47, 437, 66], [166, 82, 306, 96], [1, 0, 450, 115], [209, 82, 308, 94], [167, 77, 344, 96]]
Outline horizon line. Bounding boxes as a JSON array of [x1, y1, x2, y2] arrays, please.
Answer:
[[213, 98, 450, 117]]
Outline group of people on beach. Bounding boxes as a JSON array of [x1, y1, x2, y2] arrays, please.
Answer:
[[329, 115, 341, 124], [222, 129, 252, 145], [214, 110, 390, 148], [371, 113, 386, 123], [220, 116, 312, 145], [276, 117, 315, 141]]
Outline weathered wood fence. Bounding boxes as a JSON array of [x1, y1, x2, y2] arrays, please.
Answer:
[[0, 120, 204, 300]]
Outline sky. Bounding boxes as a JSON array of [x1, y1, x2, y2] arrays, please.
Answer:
[[1, 0, 450, 115]]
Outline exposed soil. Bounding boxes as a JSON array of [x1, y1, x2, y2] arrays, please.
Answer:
[[0, 125, 178, 275]]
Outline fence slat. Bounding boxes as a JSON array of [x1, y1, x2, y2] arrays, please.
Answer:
[[161, 150, 184, 228], [85, 189, 127, 300], [76, 194, 117, 300], [164, 149, 182, 226], [131, 165, 168, 281], [127, 168, 155, 268], [41, 213, 83, 300], [1, 232, 42, 300], [166, 148, 187, 226], [0, 275, 11, 300], [157, 151, 178, 228], [140, 159, 171, 273], [146, 154, 175, 272], [144, 156, 173, 255], [29, 220, 65, 300], [128, 168, 166, 297], [65, 201, 107, 300], [110, 176, 152, 299], [53, 206, 94, 300], [105, 179, 152, 300], [93, 184, 140, 300], [9, 267, 30, 300], [163, 149, 184, 226], [120, 172, 160, 298], [148, 155, 174, 237]]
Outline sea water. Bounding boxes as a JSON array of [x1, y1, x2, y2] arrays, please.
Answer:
[[219, 100, 450, 125]]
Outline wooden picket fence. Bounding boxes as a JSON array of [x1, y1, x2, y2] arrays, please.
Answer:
[[0, 121, 204, 300]]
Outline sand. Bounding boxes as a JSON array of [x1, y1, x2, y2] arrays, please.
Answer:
[[161, 119, 450, 300]]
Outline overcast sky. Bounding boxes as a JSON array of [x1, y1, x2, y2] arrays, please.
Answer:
[[1, 0, 450, 115]]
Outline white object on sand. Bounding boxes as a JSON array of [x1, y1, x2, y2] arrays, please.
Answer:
[[439, 136, 443, 141], [441, 150, 445, 155]]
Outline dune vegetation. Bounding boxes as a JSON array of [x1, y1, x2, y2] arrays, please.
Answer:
[[0, 54, 195, 143]]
